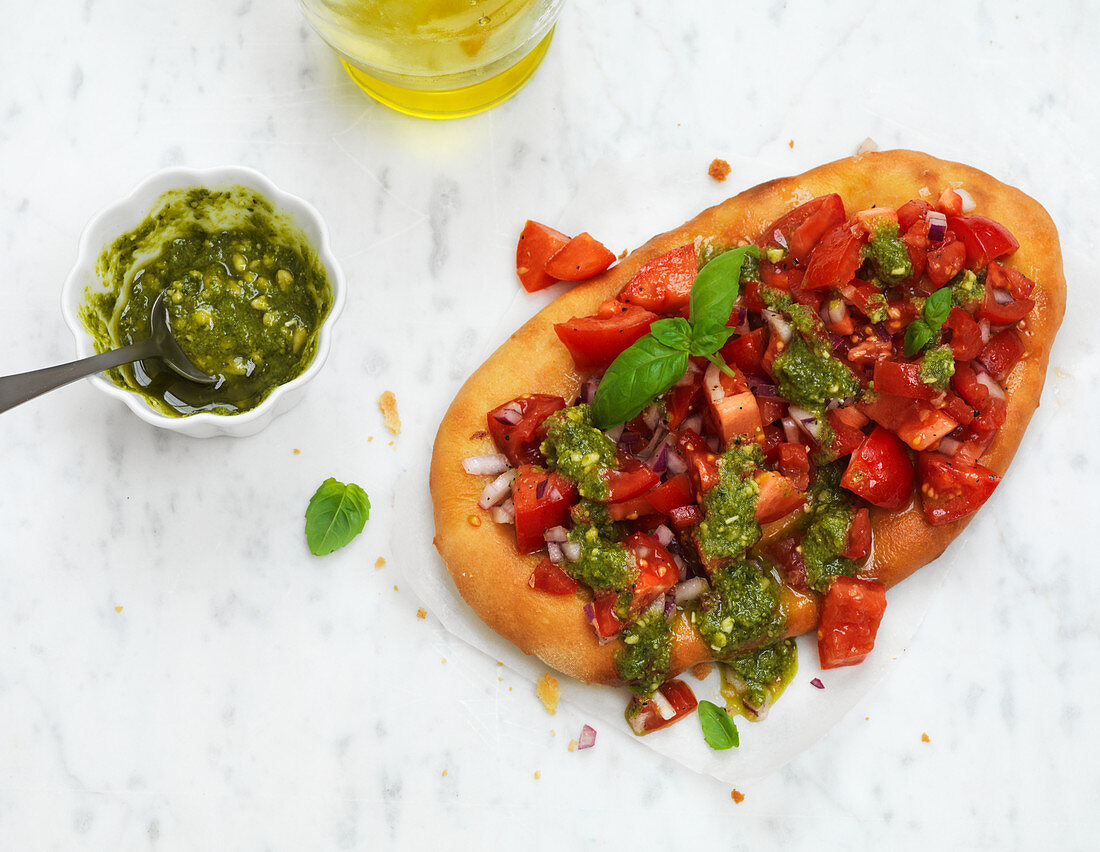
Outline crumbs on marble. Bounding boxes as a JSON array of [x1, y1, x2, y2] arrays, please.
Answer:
[[293, 448, 301, 455], [441, 658, 447, 664], [442, 769, 448, 777], [618, 247, 628, 260], [536, 673, 560, 715], [375, 557, 387, 568], [921, 732, 931, 743], [393, 585, 399, 591], [114, 606, 123, 613], [416, 607, 427, 620], [708, 158, 731, 182], [379, 391, 401, 435], [731, 789, 745, 804], [568, 739, 577, 753], [788, 139, 794, 149], [533, 771, 541, 780], [691, 662, 713, 681]]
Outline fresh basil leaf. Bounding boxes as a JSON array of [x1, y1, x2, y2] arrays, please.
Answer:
[[688, 245, 756, 337], [688, 324, 735, 357], [904, 318, 933, 358], [704, 352, 738, 378], [698, 699, 739, 750], [305, 478, 371, 556], [923, 286, 953, 330], [649, 317, 693, 351], [591, 335, 689, 428]]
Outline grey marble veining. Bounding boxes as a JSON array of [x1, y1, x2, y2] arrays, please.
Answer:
[[1, 1, 1098, 848]]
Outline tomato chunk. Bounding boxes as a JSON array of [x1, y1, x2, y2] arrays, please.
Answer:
[[720, 327, 766, 378], [626, 679, 698, 735], [897, 199, 933, 232], [759, 194, 847, 263], [754, 470, 806, 524], [604, 458, 662, 503], [918, 452, 1000, 526], [817, 576, 887, 669], [978, 262, 1035, 324], [512, 466, 578, 553], [947, 215, 1019, 268], [487, 393, 567, 466], [804, 221, 866, 290], [840, 426, 914, 510], [645, 473, 694, 515], [623, 532, 679, 612], [777, 442, 811, 491], [841, 508, 871, 561], [942, 307, 983, 361], [618, 243, 697, 312], [710, 390, 763, 447], [544, 232, 617, 281], [554, 303, 657, 371], [516, 220, 570, 292], [528, 558, 578, 595], [978, 327, 1025, 382], [925, 239, 965, 286], [873, 361, 936, 401], [589, 592, 623, 639]]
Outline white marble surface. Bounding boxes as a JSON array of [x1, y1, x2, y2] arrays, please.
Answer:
[[1, 1, 1098, 848]]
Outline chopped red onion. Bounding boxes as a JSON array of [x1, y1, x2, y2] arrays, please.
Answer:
[[653, 524, 674, 547], [673, 553, 687, 582], [562, 541, 582, 563], [788, 405, 821, 441], [650, 688, 677, 721], [975, 371, 1006, 401], [681, 414, 704, 434], [462, 454, 511, 476], [490, 498, 515, 525], [643, 402, 662, 431], [546, 484, 562, 502], [956, 188, 976, 212], [979, 318, 991, 343], [704, 361, 725, 402], [493, 403, 523, 425], [872, 321, 892, 342], [751, 382, 782, 400], [638, 426, 669, 460], [618, 429, 643, 451], [665, 450, 687, 475], [663, 594, 677, 616], [543, 526, 570, 543], [603, 423, 624, 443], [478, 470, 517, 509], [781, 416, 801, 444], [582, 377, 600, 404], [937, 436, 962, 457], [547, 541, 564, 563], [826, 299, 850, 327], [674, 577, 709, 604], [810, 678, 825, 690], [649, 443, 670, 474], [926, 210, 948, 242], [577, 725, 597, 750], [763, 308, 793, 344], [536, 478, 549, 500], [993, 287, 1013, 306], [674, 362, 702, 387], [773, 228, 788, 250]]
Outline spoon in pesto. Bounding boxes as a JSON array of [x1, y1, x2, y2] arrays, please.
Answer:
[[0, 291, 216, 414]]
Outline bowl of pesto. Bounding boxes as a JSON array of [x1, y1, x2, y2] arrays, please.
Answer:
[[61, 166, 345, 438]]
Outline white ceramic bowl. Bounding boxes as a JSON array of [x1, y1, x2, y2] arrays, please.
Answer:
[[60, 166, 345, 438]]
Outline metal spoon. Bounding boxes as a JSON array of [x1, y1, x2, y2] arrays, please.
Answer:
[[0, 291, 216, 414]]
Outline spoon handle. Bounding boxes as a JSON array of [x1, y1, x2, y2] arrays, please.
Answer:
[[0, 340, 160, 414]]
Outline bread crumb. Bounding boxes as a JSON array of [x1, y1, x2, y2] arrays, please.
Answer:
[[534, 771, 541, 780], [114, 606, 123, 613], [368, 436, 374, 442], [379, 391, 401, 435], [416, 608, 427, 620], [708, 158, 731, 182], [497, 661, 503, 666], [921, 732, 931, 743], [292, 448, 300, 455], [375, 557, 386, 568], [788, 139, 794, 149], [442, 770, 448, 777], [857, 137, 879, 155], [568, 740, 577, 752], [618, 247, 628, 259], [393, 585, 399, 591], [442, 658, 447, 664], [691, 663, 713, 680], [536, 673, 560, 715], [731, 789, 745, 804]]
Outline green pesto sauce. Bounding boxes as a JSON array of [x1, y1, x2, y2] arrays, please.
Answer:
[[762, 288, 829, 354], [866, 221, 913, 285], [920, 344, 956, 390], [721, 638, 798, 716], [800, 463, 858, 592], [616, 608, 674, 697], [80, 186, 331, 417], [950, 268, 985, 308], [541, 404, 616, 501], [771, 333, 861, 411], [695, 444, 764, 562], [566, 514, 631, 592], [690, 559, 786, 656]]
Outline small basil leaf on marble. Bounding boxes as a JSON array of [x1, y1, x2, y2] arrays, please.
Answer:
[[305, 478, 371, 556], [698, 699, 739, 750], [591, 336, 689, 429], [649, 317, 693, 351], [688, 245, 756, 337]]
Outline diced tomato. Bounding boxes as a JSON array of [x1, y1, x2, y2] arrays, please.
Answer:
[[512, 466, 578, 553], [897, 199, 933, 232], [676, 429, 721, 495], [840, 426, 914, 510], [554, 303, 657, 370], [936, 189, 963, 216], [951, 362, 1006, 431], [941, 391, 976, 427], [768, 536, 809, 591], [720, 327, 767, 377], [754, 470, 806, 524], [830, 403, 870, 430], [668, 504, 703, 532], [604, 458, 662, 503], [844, 280, 889, 321], [761, 329, 784, 378], [760, 423, 785, 464], [925, 239, 966, 286], [824, 408, 867, 460], [978, 327, 1026, 382], [978, 262, 1035, 324], [951, 425, 997, 465], [710, 390, 763, 447], [804, 221, 866, 290], [618, 243, 697, 312], [758, 194, 847, 263], [645, 473, 694, 515], [623, 532, 679, 612], [859, 393, 958, 452], [873, 360, 936, 401], [883, 298, 920, 334], [606, 493, 658, 521], [487, 393, 567, 466], [757, 259, 803, 294], [853, 207, 898, 231], [756, 393, 787, 426], [589, 592, 623, 639], [917, 452, 1001, 526], [989, 261, 1035, 299], [528, 558, 578, 595], [777, 442, 811, 491], [822, 298, 855, 336], [841, 508, 871, 561], [626, 679, 698, 735], [817, 576, 888, 669], [902, 223, 930, 290], [947, 215, 1019, 268], [516, 220, 570, 292], [942, 307, 983, 361], [664, 374, 702, 430], [543, 232, 616, 281]]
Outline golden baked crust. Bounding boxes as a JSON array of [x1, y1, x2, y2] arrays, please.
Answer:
[[429, 149, 1066, 686]]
